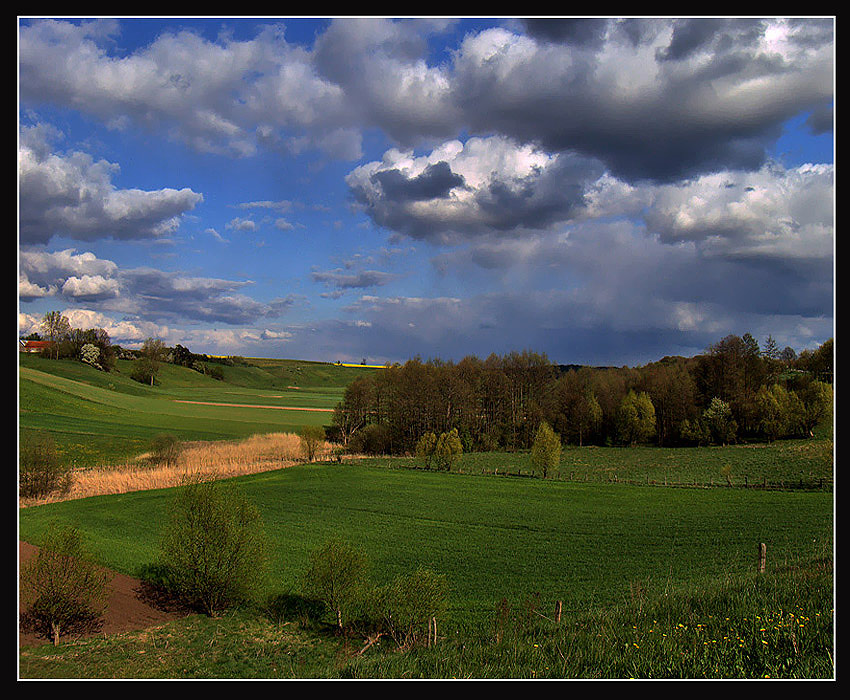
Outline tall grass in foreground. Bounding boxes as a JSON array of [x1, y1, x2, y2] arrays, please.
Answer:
[[20, 433, 331, 507]]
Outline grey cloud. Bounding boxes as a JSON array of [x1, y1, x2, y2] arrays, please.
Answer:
[[655, 19, 755, 62], [521, 18, 610, 46], [452, 20, 833, 183], [348, 140, 604, 243], [19, 126, 202, 245], [806, 103, 834, 134], [19, 19, 834, 183], [371, 161, 465, 202], [312, 268, 398, 289], [20, 248, 118, 289]]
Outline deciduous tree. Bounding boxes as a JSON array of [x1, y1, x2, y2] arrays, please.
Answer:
[[531, 421, 561, 478], [615, 390, 656, 446], [40, 311, 70, 359], [20, 524, 111, 645]]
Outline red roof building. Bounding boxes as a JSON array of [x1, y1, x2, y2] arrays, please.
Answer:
[[19, 340, 54, 353]]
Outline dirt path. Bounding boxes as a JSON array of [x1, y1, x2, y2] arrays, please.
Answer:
[[19, 541, 189, 647], [173, 399, 332, 412]]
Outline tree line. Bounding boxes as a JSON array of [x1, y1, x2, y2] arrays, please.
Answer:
[[24, 311, 246, 384], [329, 335, 833, 454]]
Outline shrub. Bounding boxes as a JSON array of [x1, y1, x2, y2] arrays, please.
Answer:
[[20, 524, 111, 645], [80, 343, 101, 369], [679, 417, 710, 446], [149, 433, 182, 467], [19, 433, 72, 498], [530, 421, 561, 478], [302, 537, 369, 632], [155, 476, 268, 616], [433, 428, 463, 471], [349, 423, 392, 455], [130, 356, 158, 385], [377, 567, 448, 648], [299, 425, 326, 462], [414, 431, 438, 469]]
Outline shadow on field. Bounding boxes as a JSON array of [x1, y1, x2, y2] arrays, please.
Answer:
[[263, 592, 326, 629]]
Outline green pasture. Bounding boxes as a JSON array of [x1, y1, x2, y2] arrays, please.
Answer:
[[18, 461, 833, 626], [368, 427, 833, 491], [19, 355, 347, 467]]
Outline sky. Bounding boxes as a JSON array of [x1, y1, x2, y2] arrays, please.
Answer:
[[17, 17, 835, 367]]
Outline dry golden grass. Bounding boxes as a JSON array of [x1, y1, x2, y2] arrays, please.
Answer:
[[20, 432, 335, 508]]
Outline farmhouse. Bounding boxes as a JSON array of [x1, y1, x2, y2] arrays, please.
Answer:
[[19, 339, 53, 353]]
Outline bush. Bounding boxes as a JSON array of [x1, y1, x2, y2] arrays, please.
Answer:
[[20, 524, 111, 645], [155, 476, 268, 616], [349, 423, 392, 455], [433, 428, 463, 471], [530, 421, 561, 478], [302, 537, 370, 632], [149, 433, 182, 467], [679, 417, 710, 446], [80, 343, 101, 369], [19, 433, 72, 498], [299, 425, 326, 462], [377, 567, 448, 648], [415, 431, 437, 469], [130, 356, 158, 385]]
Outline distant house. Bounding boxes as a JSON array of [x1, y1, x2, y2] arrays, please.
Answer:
[[19, 339, 53, 353]]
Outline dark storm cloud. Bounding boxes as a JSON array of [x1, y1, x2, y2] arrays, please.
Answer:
[[655, 18, 758, 62], [520, 18, 610, 46], [371, 161, 465, 202], [806, 103, 834, 134], [452, 18, 833, 183]]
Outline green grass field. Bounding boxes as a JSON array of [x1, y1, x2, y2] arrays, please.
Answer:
[[17, 353, 834, 678], [369, 425, 833, 491], [18, 462, 833, 621], [18, 461, 833, 678], [18, 354, 361, 467]]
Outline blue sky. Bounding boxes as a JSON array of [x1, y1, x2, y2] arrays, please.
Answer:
[[18, 17, 834, 366]]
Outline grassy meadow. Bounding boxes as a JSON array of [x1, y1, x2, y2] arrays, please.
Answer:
[[17, 353, 834, 678], [18, 462, 833, 616], [18, 353, 362, 468]]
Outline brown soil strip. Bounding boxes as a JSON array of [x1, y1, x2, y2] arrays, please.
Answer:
[[173, 399, 332, 412], [19, 541, 189, 647]]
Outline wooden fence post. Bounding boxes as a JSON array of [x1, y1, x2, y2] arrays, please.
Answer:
[[758, 543, 767, 573]]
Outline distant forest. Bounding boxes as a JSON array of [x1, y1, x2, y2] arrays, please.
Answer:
[[330, 334, 833, 454]]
